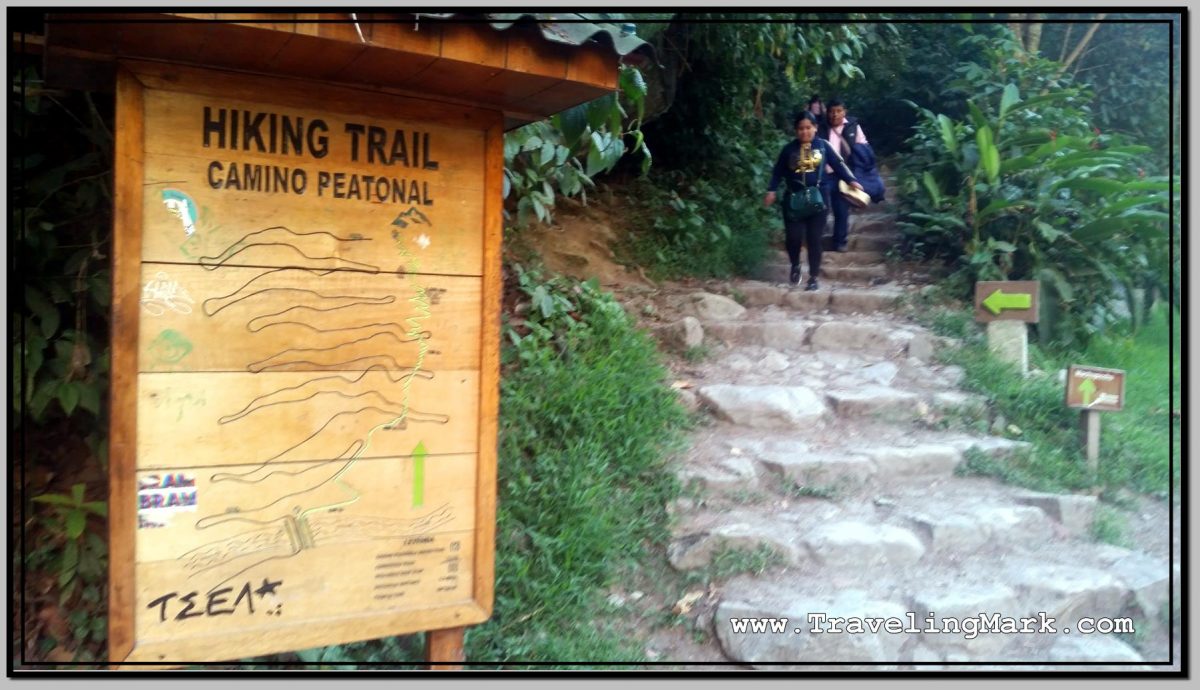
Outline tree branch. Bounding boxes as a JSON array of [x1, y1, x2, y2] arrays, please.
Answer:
[[1058, 15, 1106, 76], [1058, 23, 1074, 63]]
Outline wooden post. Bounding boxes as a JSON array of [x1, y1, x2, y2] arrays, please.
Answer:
[[426, 627, 466, 670], [1080, 410, 1101, 473]]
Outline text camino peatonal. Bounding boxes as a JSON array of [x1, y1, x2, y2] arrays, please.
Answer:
[[200, 106, 440, 205]]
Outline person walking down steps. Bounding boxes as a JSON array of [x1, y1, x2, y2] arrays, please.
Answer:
[[763, 111, 863, 291], [819, 97, 870, 252]]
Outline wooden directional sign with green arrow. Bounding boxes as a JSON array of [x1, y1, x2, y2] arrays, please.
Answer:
[[974, 280, 1040, 323], [1066, 365, 1126, 411]]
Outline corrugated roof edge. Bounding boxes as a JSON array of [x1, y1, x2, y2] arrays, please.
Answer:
[[412, 12, 655, 65]]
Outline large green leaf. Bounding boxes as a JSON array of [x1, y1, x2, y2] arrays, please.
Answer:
[[937, 115, 958, 156], [921, 172, 943, 207], [552, 103, 590, 148], [1053, 177, 1127, 195], [998, 83, 1020, 121]]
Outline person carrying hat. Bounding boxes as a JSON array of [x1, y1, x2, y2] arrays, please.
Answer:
[[763, 111, 863, 291], [819, 98, 869, 252]]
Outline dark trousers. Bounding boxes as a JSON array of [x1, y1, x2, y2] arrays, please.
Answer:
[[822, 181, 851, 248], [784, 209, 827, 278]]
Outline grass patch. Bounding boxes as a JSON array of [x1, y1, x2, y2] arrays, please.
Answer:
[[682, 344, 713, 363], [943, 303, 1179, 496], [1091, 505, 1130, 547], [463, 264, 691, 666], [704, 543, 785, 581], [621, 176, 776, 281]]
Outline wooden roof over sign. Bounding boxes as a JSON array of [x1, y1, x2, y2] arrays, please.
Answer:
[[42, 12, 654, 129]]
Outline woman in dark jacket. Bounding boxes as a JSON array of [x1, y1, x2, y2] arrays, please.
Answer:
[[763, 111, 862, 290]]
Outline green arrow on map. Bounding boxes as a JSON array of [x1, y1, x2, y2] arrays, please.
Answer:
[[412, 441, 427, 508], [983, 288, 1033, 315], [1078, 378, 1096, 406]]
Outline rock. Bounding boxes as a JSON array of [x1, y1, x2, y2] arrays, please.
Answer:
[[703, 321, 812, 349], [758, 451, 876, 487], [724, 354, 756, 372], [716, 589, 910, 665], [866, 444, 962, 477], [781, 290, 831, 311], [940, 365, 966, 386], [1108, 553, 1171, 625], [907, 331, 937, 361], [1014, 492, 1098, 535], [909, 583, 1019, 655], [1009, 564, 1129, 621], [805, 521, 925, 567], [668, 523, 801, 570], [607, 592, 627, 607], [1044, 635, 1145, 663], [930, 391, 988, 417], [698, 385, 828, 429], [677, 454, 760, 491], [826, 386, 922, 420], [686, 292, 747, 321], [758, 322, 813, 350], [760, 350, 791, 372], [974, 505, 1049, 541], [816, 351, 859, 370], [675, 388, 701, 413], [859, 361, 899, 386], [811, 321, 912, 356], [948, 436, 1032, 460], [739, 283, 787, 307], [905, 512, 990, 553], [655, 316, 704, 351], [827, 289, 902, 314]]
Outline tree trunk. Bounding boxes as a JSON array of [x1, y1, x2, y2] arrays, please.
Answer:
[[1008, 15, 1027, 53], [1026, 15, 1045, 55], [1058, 16, 1107, 76]]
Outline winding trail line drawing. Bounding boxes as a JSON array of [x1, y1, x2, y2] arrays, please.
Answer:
[[169, 219, 452, 591], [198, 226, 379, 273]]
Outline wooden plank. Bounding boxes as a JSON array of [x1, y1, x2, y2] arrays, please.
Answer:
[[473, 114, 504, 617], [266, 33, 368, 82], [438, 22, 506, 68], [124, 602, 489, 663], [137, 370, 481, 469], [123, 60, 499, 129], [335, 16, 443, 88], [503, 26, 570, 79], [109, 64, 146, 666], [137, 85, 487, 276], [426, 627, 466, 668], [566, 43, 619, 89], [134, 453, 477, 561], [110, 61, 500, 665], [137, 266, 481, 372]]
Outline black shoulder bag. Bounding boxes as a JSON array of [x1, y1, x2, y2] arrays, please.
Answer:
[[782, 145, 826, 222]]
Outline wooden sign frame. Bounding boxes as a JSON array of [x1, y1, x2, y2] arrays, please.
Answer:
[[1065, 364, 1126, 412], [109, 60, 502, 665], [973, 280, 1040, 323]]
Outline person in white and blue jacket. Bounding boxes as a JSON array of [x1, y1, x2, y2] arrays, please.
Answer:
[[764, 111, 863, 290]]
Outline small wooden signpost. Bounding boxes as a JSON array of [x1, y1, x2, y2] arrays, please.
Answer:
[[974, 280, 1040, 375], [1065, 365, 1126, 472], [44, 11, 643, 667]]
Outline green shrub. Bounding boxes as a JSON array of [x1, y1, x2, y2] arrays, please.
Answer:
[[465, 264, 689, 664]]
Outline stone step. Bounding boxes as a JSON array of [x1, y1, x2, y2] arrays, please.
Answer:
[[826, 386, 923, 421], [764, 250, 887, 267], [696, 384, 828, 429], [808, 320, 914, 356], [823, 234, 896, 253], [759, 262, 888, 285], [702, 320, 813, 349]]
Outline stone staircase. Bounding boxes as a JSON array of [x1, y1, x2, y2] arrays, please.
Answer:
[[646, 178, 1176, 669]]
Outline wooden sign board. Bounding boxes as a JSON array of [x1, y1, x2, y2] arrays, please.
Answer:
[[109, 61, 502, 664], [974, 281, 1040, 323], [1065, 365, 1126, 412]]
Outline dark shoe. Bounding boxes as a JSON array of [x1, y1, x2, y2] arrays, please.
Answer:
[[789, 265, 801, 285], [805, 278, 819, 291], [835, 243, 849, 252]]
